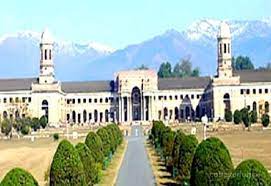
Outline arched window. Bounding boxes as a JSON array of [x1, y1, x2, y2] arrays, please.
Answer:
[[83, 110, 87, 123], [45, 49, 47, 60], [163, 107, 168, 120], [94, 110, 98, 122], [49, 50, 52, 60], [253, 102, 257, 111], [219, 43, 222, 55], [100, 112, 103, 122], [174, 107, 179, 120], [265, 101, 269, 113], [105, 109, 109, 122], [223, 93, 231, 112], [224, 43, 227, 54], [3, 111, 7, 119], [78, 113, 81, 123], [15, 110, 20, 119], [41, 100, 49, 121], [72, 111, 76, 123]]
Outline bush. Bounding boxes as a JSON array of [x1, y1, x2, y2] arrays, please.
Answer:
[[21, 125, 30, 135], [40, 115, 48, 129], [1, 119, 12, 136], [53, 133, 59, 141], [85, 131, 104, 164], [224, 110, 232, 122], [241, 108, 250, 127], [171, 130, 186, 173], [1, 167, 38, 186], [161, 128, 176, 167], [151, 121, 166, 148], [50, 139, 86, 186], [96, 128, 111, 158], [228, 159, 271, 186], [249, 110, 257, 123], [75, 143, 100, 185], [233, 110, 242, 124], [178, 135, 198, 181], [261, 114, 270, 127], [31, 117, 40, 131], [190, 137, 234, 186]]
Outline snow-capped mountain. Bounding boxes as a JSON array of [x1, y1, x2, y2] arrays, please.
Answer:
[[0, 18, 271, 80]]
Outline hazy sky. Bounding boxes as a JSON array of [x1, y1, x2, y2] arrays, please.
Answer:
[[0, 0, 270, 48]]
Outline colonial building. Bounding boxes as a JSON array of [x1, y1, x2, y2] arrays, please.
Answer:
[[0, 22, 270, 125]]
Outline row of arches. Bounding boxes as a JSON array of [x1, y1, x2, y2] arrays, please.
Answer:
[[67, 109, 114, 124]]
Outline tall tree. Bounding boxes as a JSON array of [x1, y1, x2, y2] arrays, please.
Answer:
[[232, 56, 254, 70], [180, 59, 192, 77], [158, 62, 172, 78], [136, 64, 149, 70]]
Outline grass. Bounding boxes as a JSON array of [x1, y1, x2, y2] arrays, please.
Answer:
[[98, 140, 128, 186], [145, 141, 178, 186]]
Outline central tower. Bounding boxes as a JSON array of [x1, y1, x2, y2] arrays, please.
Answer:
[[39, 28, 55, 84]]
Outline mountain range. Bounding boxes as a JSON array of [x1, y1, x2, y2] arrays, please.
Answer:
[[0, 18, 271, 81]]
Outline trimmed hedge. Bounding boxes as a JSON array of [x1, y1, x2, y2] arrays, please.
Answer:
[[97, 128, 112, 158], [233, 110, 242, 124], [178, 134, 198, 181], [224, 110, 232, 122], [228, 159, 271, 186], [190, 137, 234, 186], [261, 114, 270, 127], [85, 132, 104, 164], [172, 130, 186, 171], [1, 167, 38, 186], [75, 142, 100, 185], [50, 139, 86, 186]]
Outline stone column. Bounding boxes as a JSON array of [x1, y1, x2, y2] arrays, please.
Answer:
[[118, 95, 121, 123]]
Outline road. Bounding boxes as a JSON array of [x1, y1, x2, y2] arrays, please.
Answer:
[[116, 125, 155, 186]]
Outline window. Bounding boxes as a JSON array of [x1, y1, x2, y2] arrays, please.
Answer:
[[159, 96, 162, 100], [94, 98, 97, 103], [9, 98, 13, 103], [78, 99, 81, 104], [175, 95, 178, 100], [191, 95, 194, 99], [240, 89, 244, 95], [105, 98, 109, 103], [45, 49, 47, 60], [253, 89, 256, 94], [72, 99, 75, 104], [100, 98, 103, 103], [180, 95, 183, 99], [265, 89, 268, 94], [169, 96, 172, 100], [49, 50, 52, 60], [3, 98, 6, 103], [28, 97, 31, 102], [89, 98, 92, 103], [259, 89, 262, 94], [83, 98, 86, 103], [67, 99, 70, 104], [164, 96, 167, 100], [89, 113, 92, 121], [22, 97, 26, 103], [219, 43, 222, 54], [224, 43, 227, 53], [197, 94, 200, 99], [246, 89, 250, 94]]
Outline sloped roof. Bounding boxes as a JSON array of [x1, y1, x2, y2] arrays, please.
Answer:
[[158, 76, 211, 90], [0, 78, 38, 91], [61, 80, 113, 93], [234, 70, 271, 83]]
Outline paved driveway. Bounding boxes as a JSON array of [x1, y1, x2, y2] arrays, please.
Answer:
[[116, 125, 155, 186]]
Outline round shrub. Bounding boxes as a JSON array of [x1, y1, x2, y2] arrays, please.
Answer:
[[1, 167, 38, 186], [31, 117, 40, 131], [1, 119, 12, 136], [224, 110, 232, 122], [161, 128, 175, 167], [228, 159, 271, 186], [75, 142, 100, 185], [261, 114, 270, 127], [249, 110, 257, 123], [85, 131, 104, 164], [97, 128, 111, 157], [241, 108, 250, 127], [233, 110, 242, 124], [21, 125, 30, 135], [53, 133, 59, 141], [190, 137, 234, 186], [39, 115, 48, 129], [178, 135, 198, 181], [50, 139, 86, 186], [171, 130, 186, 170]]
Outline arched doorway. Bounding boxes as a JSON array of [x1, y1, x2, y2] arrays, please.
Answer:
[[223, 93, 231, 112], [131, 87, 141, 121], [3, 111, 7, 119], [83, 110, 87, 123], [41, 100, 49, 121], [15, 110, 20, 119], [253, 101, 257, 111], [163, 107, 168, 120], [174, 107, 179, 120], [94, 110, 98, 122], [105, 109, 109, 122], [265, 101, 269, 113], [72, 111, 76, 123]]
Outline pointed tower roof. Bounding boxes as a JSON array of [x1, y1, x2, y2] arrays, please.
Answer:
[[217, 22, 231, 38], [41, 28, 53, 44]]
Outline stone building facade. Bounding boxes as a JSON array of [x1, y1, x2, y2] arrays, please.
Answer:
[[0, 22, 270, 125]]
